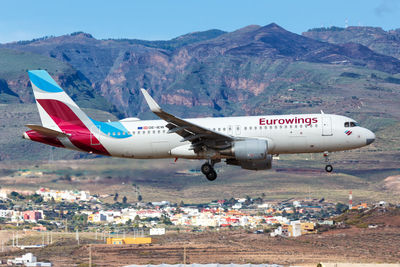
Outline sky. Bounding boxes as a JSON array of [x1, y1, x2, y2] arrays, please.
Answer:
[[0, 0, 399, 43]]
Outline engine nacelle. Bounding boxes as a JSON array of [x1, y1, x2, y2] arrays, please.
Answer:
[[233, 139, 268, 160], [226, 155, 273, 170], [223, 139, 273, 170]]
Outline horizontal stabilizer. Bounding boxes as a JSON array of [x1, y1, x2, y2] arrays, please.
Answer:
[[25, 124, 69, 137]]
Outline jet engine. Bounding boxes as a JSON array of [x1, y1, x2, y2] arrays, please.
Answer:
[[222, 139, 273, 170]]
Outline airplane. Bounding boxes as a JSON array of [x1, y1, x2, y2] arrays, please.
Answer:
[[23, 70, 375, 181]]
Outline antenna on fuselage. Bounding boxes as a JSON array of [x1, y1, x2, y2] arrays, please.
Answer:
[[320, 110, 325, 114]]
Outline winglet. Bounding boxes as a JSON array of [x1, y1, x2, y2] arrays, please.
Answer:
[[141, 89, 162, 113]]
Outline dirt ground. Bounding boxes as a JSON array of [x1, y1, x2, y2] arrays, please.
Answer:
[[1, 227, 398, 267]]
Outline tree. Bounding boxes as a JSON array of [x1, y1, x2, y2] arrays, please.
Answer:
[[122, 196, 127, 204], [161, 214, 172, 225], [114, 193, 119, 202], [335, 202, 348, 213], [134, 215, 140, 222]]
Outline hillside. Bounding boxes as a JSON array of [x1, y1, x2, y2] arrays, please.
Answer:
[[1, 23, 400, 121], [303, 26, 400, 59], [0, 48, 120, 115]]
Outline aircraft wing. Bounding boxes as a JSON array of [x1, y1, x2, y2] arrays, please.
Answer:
[[141, 89, 234, 151]]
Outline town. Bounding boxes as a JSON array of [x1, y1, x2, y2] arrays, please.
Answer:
[[0, 186, 388, 239]]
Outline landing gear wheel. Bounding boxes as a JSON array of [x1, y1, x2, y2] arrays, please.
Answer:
[[325, 164, 333, 172], [206, 170, 217, 181], [201, 163, 212, 175]]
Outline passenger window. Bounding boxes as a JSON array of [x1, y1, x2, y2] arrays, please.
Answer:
[[290, 125, 292, 128], [344, 122, 350, 127], [264, 126, 267, 129], [244, 127, 247, 130], [249, 126, 252, 130], [270, 126, 272, 129], [112, 132, 115, 136], [300, 125, 302, 128], [284, 125, 287, 128], [280, 125, 282, 129], [275, 126, 277, 129]]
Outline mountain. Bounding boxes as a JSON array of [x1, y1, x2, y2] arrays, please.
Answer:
[[1, 23, 400, 161], [0, 47, 120, 115], [2, 23, 400, 119], [303, 26, 400, 60]]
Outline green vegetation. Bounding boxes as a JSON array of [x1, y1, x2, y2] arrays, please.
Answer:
[[0, 48, 69, 80]]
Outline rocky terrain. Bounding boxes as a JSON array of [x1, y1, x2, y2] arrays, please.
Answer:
[[303, 26, 400, 60], [1, 23, 400, 119]]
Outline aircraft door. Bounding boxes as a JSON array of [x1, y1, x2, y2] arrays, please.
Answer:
[[322, 117, 333, 136], [90, 126, 101, 145]]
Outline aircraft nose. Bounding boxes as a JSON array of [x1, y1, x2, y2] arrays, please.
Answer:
[[366, 130, 375, 145]]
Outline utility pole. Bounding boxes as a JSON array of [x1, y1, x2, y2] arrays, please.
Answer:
[[76, 229, 80, 246], [89, 244, 92, 267], [183, 245, 187, 265]]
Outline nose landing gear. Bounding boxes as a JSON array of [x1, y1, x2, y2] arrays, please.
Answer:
[[323, 152, 333, 172], [201, 159, 220, 181]]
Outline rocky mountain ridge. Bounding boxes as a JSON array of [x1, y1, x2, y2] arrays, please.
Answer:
[[0, 23, 399, 121]]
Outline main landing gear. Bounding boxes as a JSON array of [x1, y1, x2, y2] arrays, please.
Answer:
[[201, 159, 220, 181], [323, 152, 333, 173]]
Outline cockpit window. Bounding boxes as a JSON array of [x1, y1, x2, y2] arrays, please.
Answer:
[[345, 121, 359, 127]]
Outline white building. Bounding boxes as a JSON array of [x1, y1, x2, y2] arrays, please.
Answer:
[[0, 209, 13, 218], [290, 221, 302, 237], [150, 228, 166, 235]]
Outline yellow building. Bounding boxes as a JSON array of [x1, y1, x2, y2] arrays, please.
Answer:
[[301, 222, 315, 234], [106, 237, 151, 245]]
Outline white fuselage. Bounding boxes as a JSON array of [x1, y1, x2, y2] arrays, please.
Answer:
[[88, 113, 374, 159]]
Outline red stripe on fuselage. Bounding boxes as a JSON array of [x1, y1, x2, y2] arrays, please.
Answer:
[[36, 99, 110, 156], [26, 130, 65, 148]]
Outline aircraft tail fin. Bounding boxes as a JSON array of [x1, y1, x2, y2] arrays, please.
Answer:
[[28, 70, 92, 131]]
